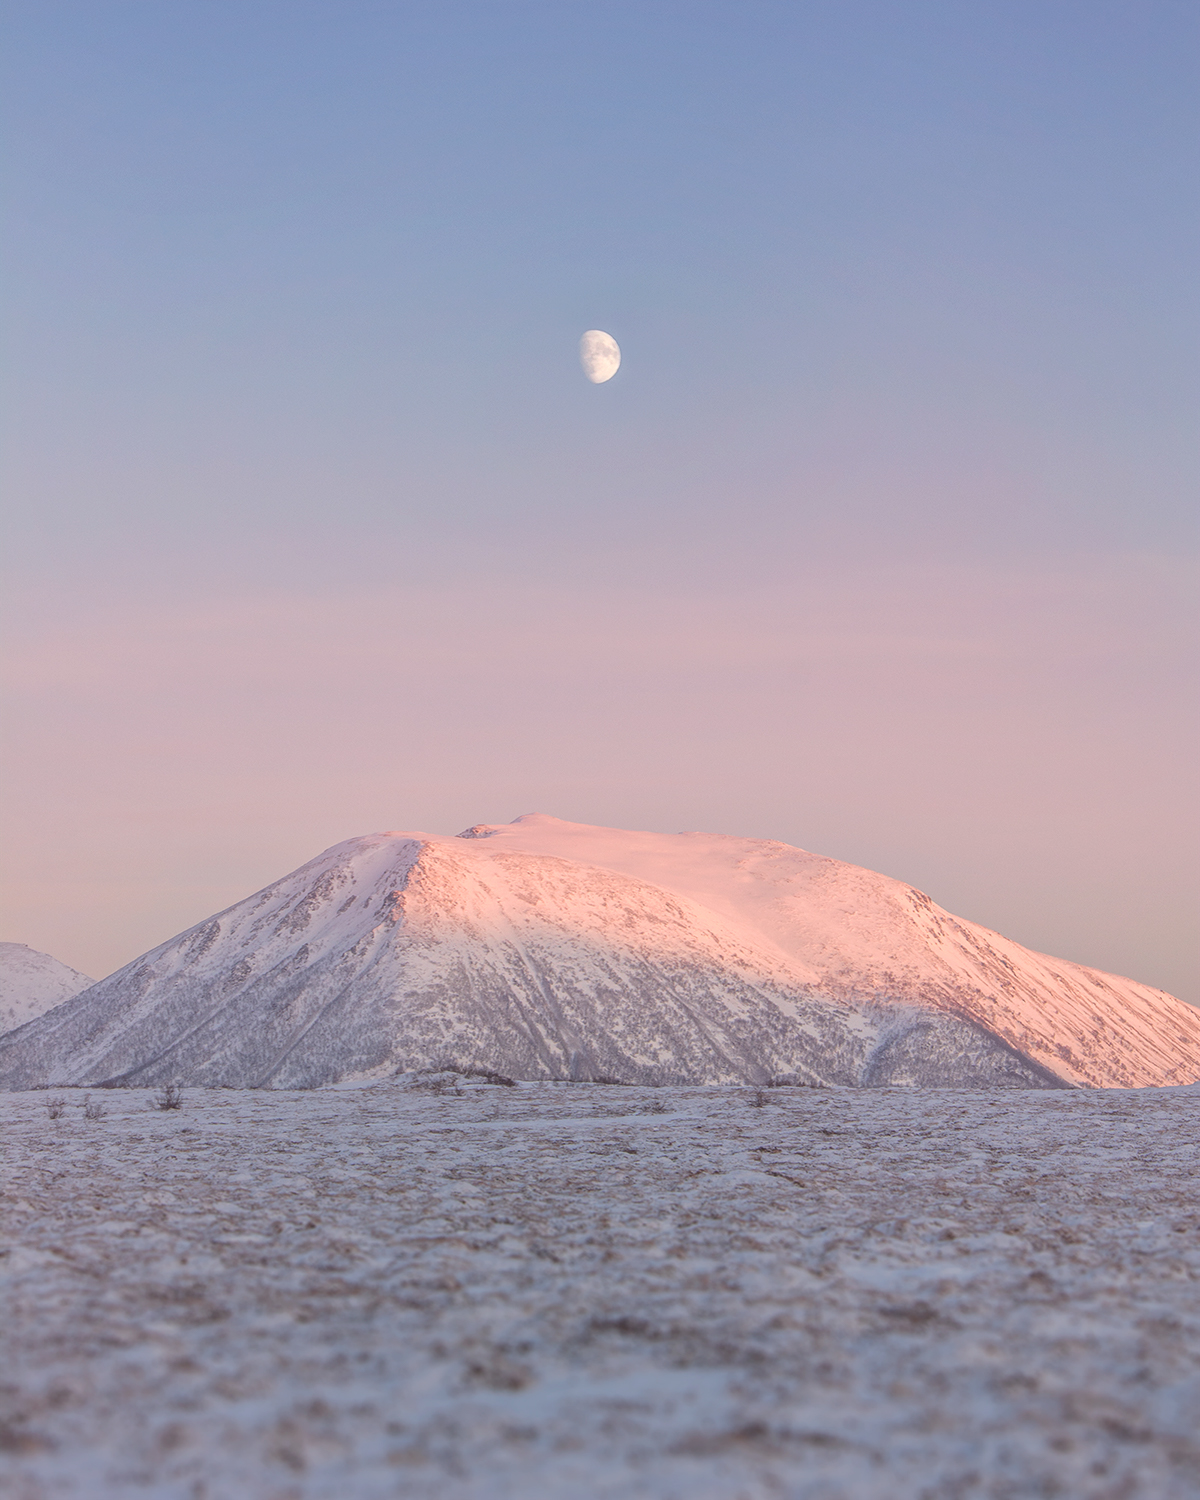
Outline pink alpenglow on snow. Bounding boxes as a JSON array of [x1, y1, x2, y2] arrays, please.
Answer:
[[1, 816, 1196, 1091]]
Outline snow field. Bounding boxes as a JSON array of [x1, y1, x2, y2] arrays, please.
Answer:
[[0, 946, 93, 1037], [2, 1081, 1199, 1499]]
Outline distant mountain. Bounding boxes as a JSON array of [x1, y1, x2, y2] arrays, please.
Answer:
[[0, 943, 94, 1036], [1, 816, 1196, 1090]]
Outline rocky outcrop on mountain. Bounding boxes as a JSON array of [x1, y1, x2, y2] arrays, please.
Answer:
[[1, 816, 1195, 1090]]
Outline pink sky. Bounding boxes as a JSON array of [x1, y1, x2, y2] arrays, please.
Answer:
[[4, 5, 1196, 1009], [3, 550, 1195, 1003]]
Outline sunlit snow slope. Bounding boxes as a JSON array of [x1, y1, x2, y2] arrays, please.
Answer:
[[1, 816, 1195, 1089], [0, 943, 93, 1036], [473, 817, 1200, 1089]]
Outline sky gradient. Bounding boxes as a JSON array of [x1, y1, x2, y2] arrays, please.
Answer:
[[2, 1, 1197, 1000]]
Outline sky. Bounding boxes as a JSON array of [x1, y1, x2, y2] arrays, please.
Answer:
[[2, 0, 1197, 1002]]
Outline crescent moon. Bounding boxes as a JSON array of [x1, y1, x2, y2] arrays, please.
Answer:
[[580, 329, 620, 383]]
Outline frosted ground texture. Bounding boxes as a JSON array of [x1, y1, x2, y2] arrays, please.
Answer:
[[3, 1080, 1199, 1499]]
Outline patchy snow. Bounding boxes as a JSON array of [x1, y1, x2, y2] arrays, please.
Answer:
[[3, 817, 1196, 1093], [2, 1080, 1199, 1498], [0, 944, 93, 1036]]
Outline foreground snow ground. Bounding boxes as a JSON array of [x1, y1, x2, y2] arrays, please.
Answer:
[[3, 1081, 1198, 1499]]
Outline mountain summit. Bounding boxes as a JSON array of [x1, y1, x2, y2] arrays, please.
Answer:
[[2, 816, 1196, 1090]]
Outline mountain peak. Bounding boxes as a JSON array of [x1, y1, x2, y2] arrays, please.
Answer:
[[2, 819, 1196, 1091]]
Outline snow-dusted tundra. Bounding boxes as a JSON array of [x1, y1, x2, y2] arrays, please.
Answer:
[[3, 818, 1199, 1497], [3, 1079, 1199, 1498]]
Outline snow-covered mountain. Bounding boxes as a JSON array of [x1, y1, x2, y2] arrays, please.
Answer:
[[0, 942, 94, 1036], [1, 816, 1196, 1090]]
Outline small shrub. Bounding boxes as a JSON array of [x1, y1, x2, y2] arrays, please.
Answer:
[[410, 1070, 462, 1095], [416, 1064, 517, 1091], [46, 1098, 67, 1120], [457, 1066, 516, 1087], [462, 1348, 533, 1392], [83, 1097, 106, 1120], [747, 1088, 774, 1108], [152, 1085, 183, 1111]]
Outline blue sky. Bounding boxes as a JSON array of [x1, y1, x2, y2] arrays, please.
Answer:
[[2, 2, 1197, 997]]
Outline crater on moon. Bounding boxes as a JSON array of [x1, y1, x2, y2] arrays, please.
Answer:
[[580, 329, 620, 383]]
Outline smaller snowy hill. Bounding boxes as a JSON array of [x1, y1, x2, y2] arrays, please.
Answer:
[[0, 943, 94, 1035]]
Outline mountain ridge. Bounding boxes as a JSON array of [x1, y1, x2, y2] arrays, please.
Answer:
[[1, 815, 1195, 1090]]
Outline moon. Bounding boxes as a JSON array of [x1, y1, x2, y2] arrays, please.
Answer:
[[580, 329, 620, 383]]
